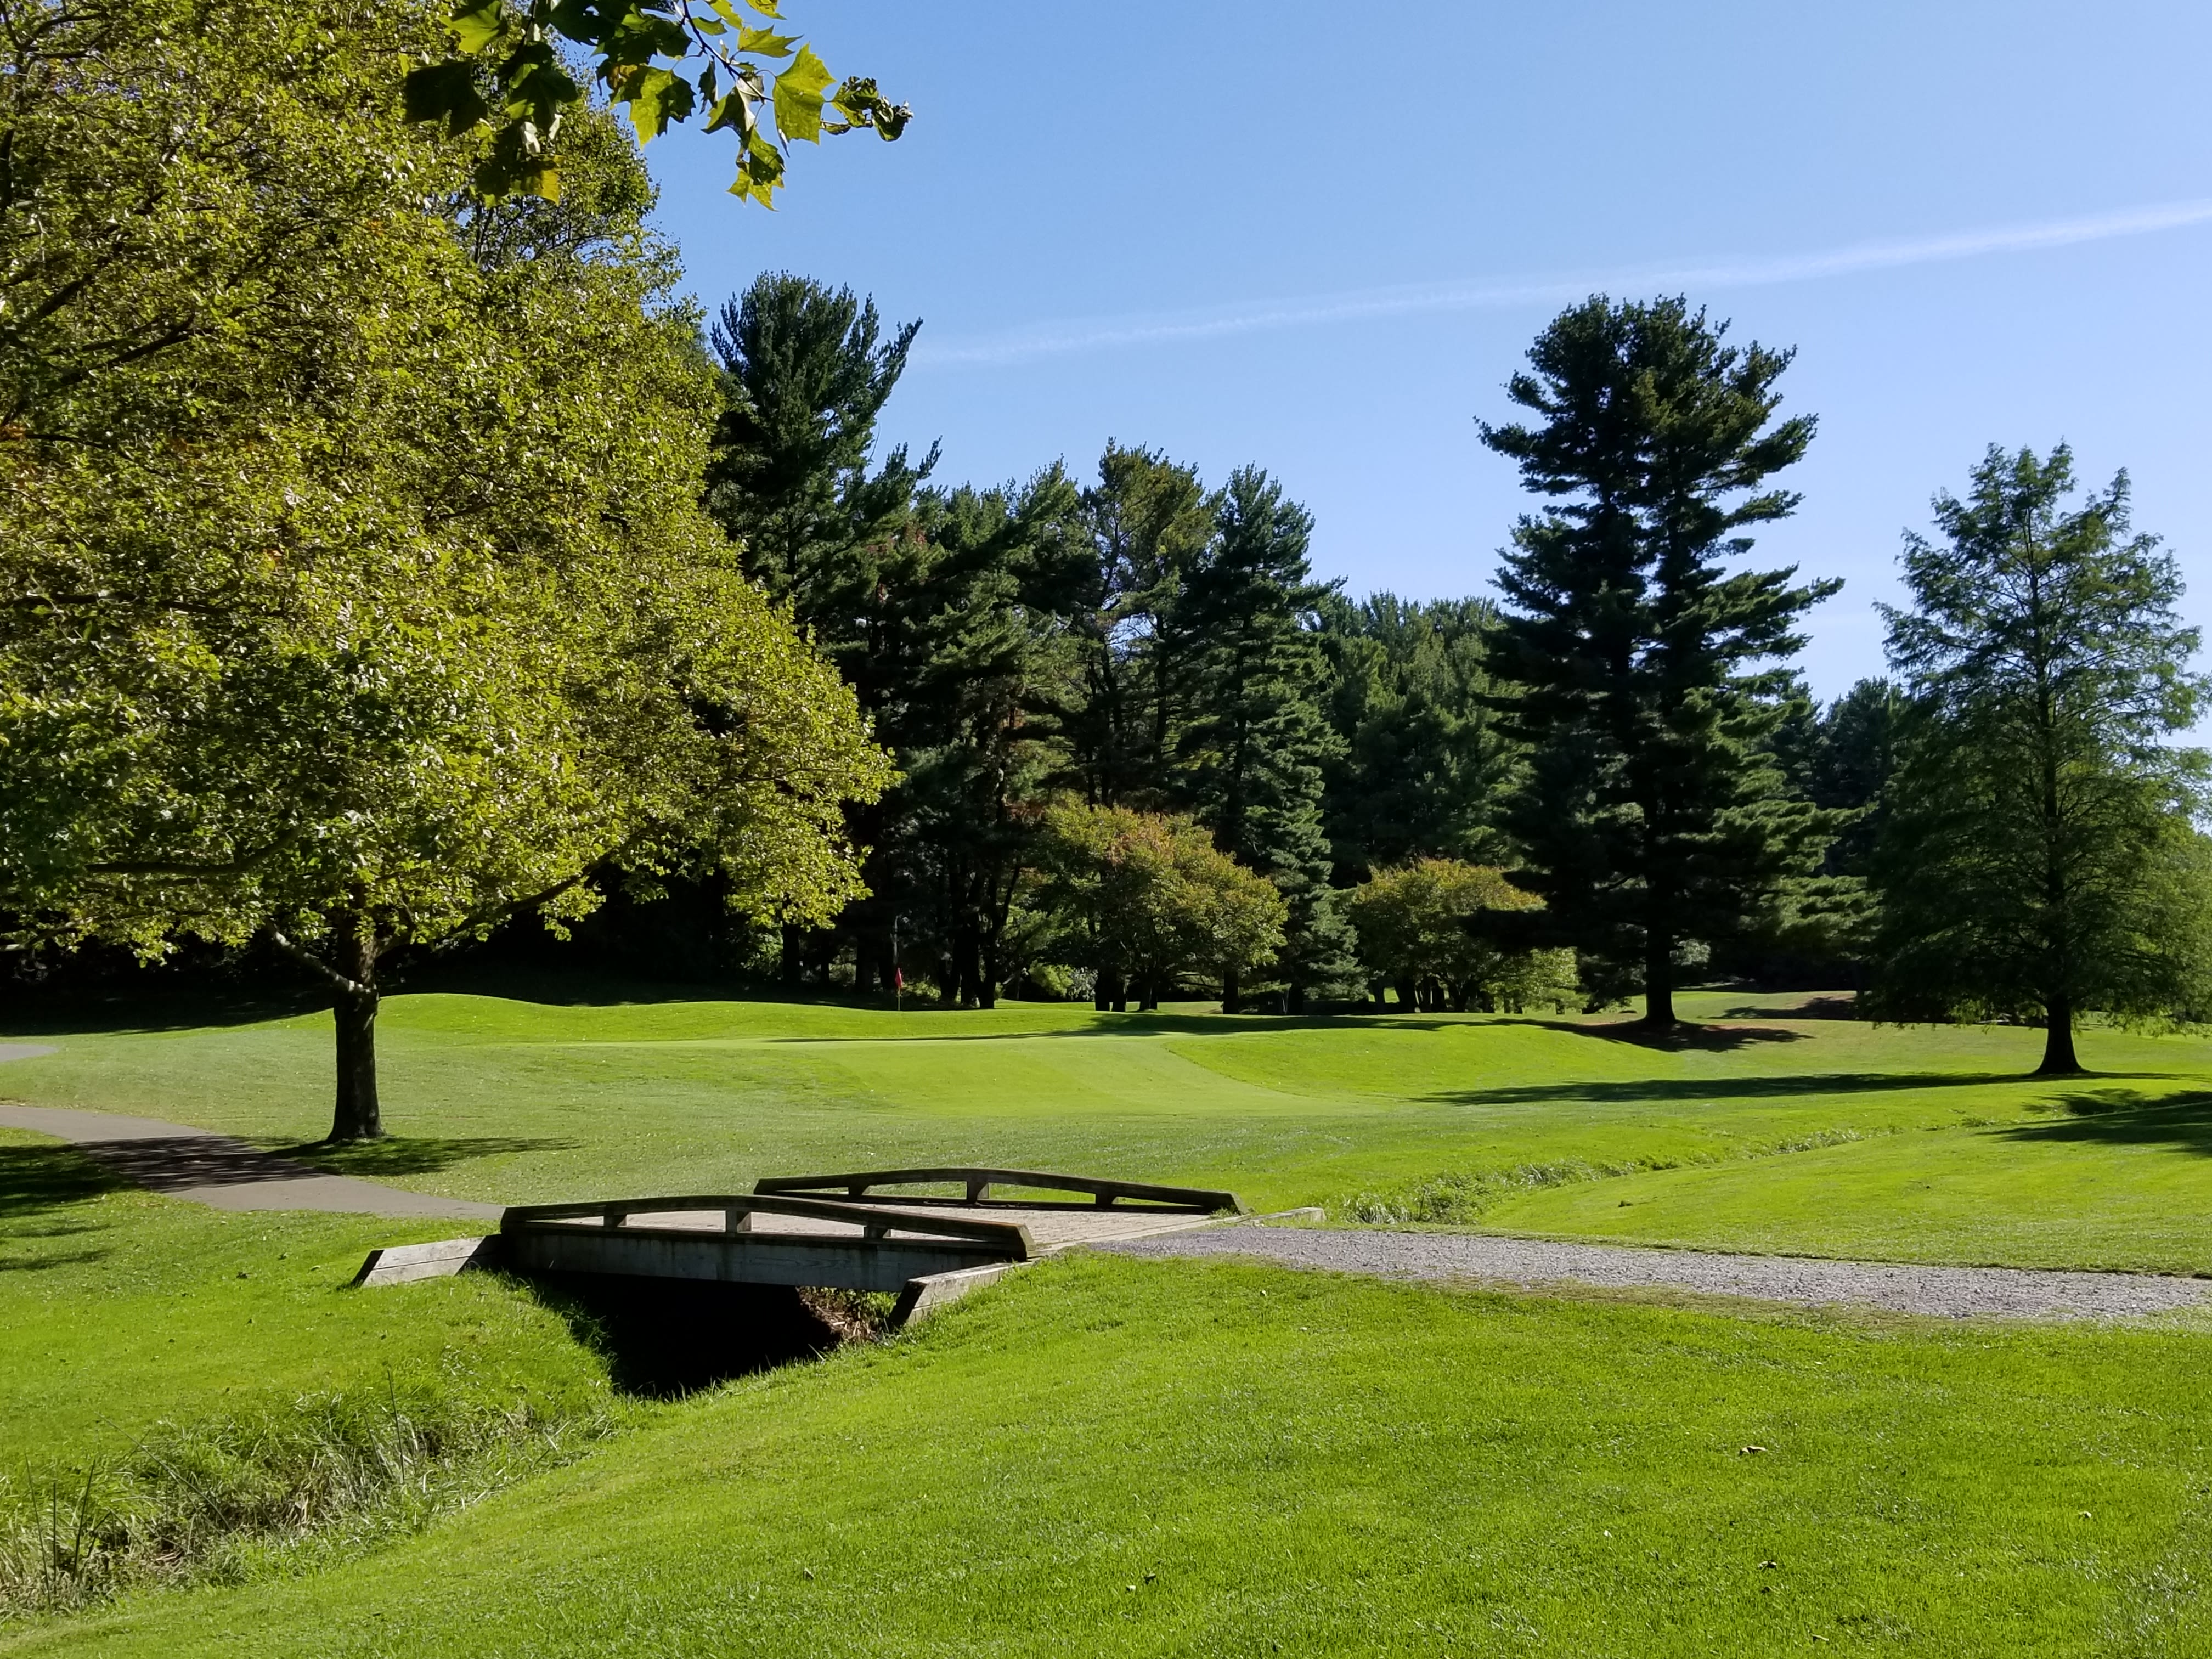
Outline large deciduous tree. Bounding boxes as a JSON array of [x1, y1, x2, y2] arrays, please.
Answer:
[[0, 0, 889, 1139], [1870, 445, 2212, 1075], [1038, 806, 1284, 1012], [1480, 295, 1837, 1029], [1346, 861, 1573, 1013]]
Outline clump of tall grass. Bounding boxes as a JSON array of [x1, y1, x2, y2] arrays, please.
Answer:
[[0, 1375, 618, 1619], [1338, 1127, 1886, 1225], [1342, 1160, 1654, 1225]]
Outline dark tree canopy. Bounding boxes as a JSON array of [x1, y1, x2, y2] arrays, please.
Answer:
[[1871, 445, 2212, 1074], [1175, 467, 1355, 1009], [1064, 443, 1215, 812], [1481, 295, 1837, 1027], [1320, 594, 1511, 879]]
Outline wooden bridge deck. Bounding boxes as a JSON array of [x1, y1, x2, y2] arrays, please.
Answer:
[[357, 1168, 1245, 1324]]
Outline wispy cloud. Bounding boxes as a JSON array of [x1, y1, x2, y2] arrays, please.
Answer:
[[912, 198, 2212, 368]]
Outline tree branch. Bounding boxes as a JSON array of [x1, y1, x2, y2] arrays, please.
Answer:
[[266, 926, 366, 998]]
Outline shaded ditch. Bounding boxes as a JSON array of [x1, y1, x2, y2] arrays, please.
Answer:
[[528, 1274, 893, 1397]]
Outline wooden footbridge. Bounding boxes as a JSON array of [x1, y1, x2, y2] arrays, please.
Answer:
[[357, 1168, 1245, 1324]]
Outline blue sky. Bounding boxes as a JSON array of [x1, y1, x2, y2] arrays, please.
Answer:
[[640, 1, 2212, 699]]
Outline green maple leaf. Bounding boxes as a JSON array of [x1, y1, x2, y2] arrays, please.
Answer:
[[771, 43, 831, 142], [448, 0, 506, 54]]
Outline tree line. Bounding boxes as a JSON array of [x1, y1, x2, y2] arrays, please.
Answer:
[[5, 0, 2205, 1145], [695, 278, 2212, 1076]]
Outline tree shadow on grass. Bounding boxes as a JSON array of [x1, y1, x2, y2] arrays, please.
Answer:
[[0, 1247, 110, 1273], [0, 1142, 128, 1222], [1420, 1070, 2181, 1108], [1996, 1090, 2212, 1157], [269, 1136, 582, 1179], [1717, 995, 1860, 1021], [764, 1013, 1820, 1048]]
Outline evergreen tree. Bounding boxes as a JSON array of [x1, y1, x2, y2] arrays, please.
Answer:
[[1809, 678, 1905, 877], [1319, 594, 1512, 878], [1175, 467, 1355, 1011], [1064, 443, 1213, 809], [1871, 445, 2212, 1075], [878, 469, 1088, 1007], [703, 272, 933, 984], [1480, 296, 1837, 1028], [704, 272, 927, 627]]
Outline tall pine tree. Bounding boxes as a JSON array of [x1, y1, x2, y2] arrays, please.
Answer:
[[1064, 443, 1214, 810], [704, 272, 927, 629], [1481, 296, 1836, 1029], [1175, 467, 1355, 1011], [1871, 445, 2212, 1075], [704, 272, 930, 984], [881, 469, 1088, 1007]]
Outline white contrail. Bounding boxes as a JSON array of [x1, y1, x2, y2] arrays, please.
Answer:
[[912, 197, 2212, 368]]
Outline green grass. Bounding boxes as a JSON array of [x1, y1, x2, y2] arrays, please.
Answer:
[[0, 1130, 611, 1471], [5, 989, 2212, 1271], [14, 1255, 2212, 1657], [10, 992, 2212, 1652]]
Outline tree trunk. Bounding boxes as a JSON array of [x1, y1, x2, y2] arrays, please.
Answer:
[[2036, 994, 2083, 1076], [1221, 966, 1240, 1015], [1286, 982, 1306, 1015], [326, 913, 384, 1142], [330, 986, 382, 1141], [978, 929, 1001, 1009], [1640, 933, 1677, 1031], [1395, 977, 1418, 1010], [780, 924, 803, 986]]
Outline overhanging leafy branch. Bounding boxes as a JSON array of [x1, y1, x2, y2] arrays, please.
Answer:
[[400, 0, 907, 202]]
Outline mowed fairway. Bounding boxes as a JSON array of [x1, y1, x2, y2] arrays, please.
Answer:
[[5, 990, 2212, 1270], [11, 993, 2212, 1655]]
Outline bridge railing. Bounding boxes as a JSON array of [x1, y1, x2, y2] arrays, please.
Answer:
[[501, 1192, 1036, 1257], [752, 1166, 1244, 1215]]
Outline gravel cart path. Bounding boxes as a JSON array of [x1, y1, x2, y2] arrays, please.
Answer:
[[0, 1047, 497, 1220], [1103, 1224, 2211, 1322]]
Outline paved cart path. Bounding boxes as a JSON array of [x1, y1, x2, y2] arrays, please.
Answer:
[[0, 1049, 498, 1219], [1104, 1223, 2212, 1323]]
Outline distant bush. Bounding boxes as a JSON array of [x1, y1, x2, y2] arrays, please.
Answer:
[[1347, 860, 1579, 1013]]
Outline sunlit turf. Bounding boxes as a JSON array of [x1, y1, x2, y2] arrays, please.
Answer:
[[5, 988, 2212, 1271], [10, 997, 2212, 1652], [16, 1254, 2212, 1658], [0, 1130, 610, 1471]]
